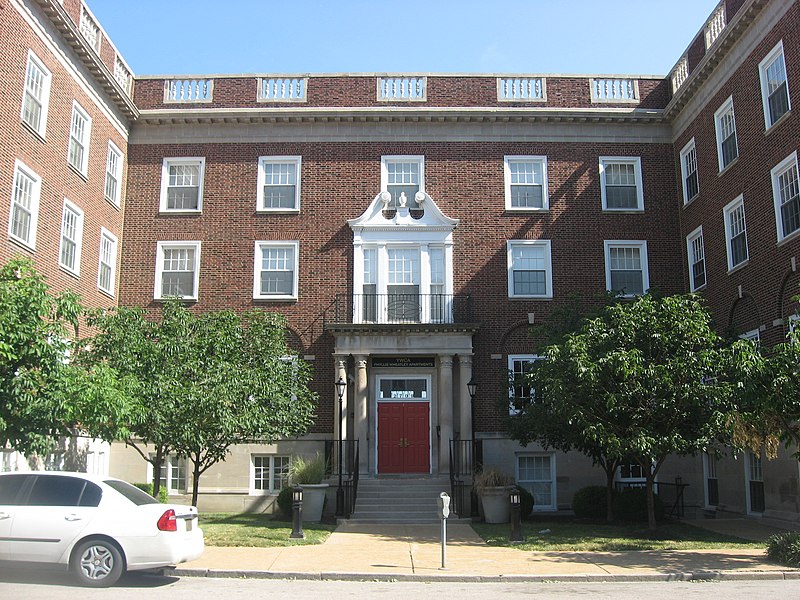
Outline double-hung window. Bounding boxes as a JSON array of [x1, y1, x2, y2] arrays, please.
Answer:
[[253, 241, 299, 301], [155, 241, 201, 300], [97, 228, 117, 296], [772, 151, 800, 242], [160, 158, 205, 212], [504, 156, 548, 210], [686, 226, 706, 291], [508, 354, 542, 415], [517, 454, 556, 511], [148, 454, 186, 494], [759, 41, 791, 130], [105, 142, 123, 207], [251, 455, 290, 494], [381, 156, 424, 208], [507, 240, 553, 299], [257, 156, 301, 211], [714, 96, 738, 171], [599, 157, 643, 211], [68, 101, 91, 176], [604, 240, 649, 297], [8, 160, 41, 250], [59, 199, 83, 276], [21, 50, 51, 137], [723, 195, 748, 271], [680, 139, 699, 203]]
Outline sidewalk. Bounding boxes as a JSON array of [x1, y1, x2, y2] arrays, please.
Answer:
[[176, 521, 800, 582]]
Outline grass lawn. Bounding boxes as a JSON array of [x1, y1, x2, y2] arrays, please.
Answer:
[[472, 519, 765, 552], [199, 513, 336, 547]]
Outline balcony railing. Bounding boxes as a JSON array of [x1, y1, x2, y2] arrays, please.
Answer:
[[164, 78, 214, 103], [329, 293, 472, 325], [590, 78, 639, 103]]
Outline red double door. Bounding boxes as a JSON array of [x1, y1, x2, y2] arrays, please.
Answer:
[[377, 402, 430, 473]]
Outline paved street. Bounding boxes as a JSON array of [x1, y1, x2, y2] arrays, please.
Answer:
[[0, 570, 798, 599]]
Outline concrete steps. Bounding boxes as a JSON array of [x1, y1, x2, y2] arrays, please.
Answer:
[[347, 477, 468, 524]]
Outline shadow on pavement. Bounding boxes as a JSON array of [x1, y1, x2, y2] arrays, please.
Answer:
[[0, 563, 179, 588]]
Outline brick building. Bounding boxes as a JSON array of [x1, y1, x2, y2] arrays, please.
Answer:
[[2, 0, 799, 522]]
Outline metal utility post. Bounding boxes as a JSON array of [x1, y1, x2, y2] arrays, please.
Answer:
[[289, 486, 304, 539], [509, 489, 523, 543]]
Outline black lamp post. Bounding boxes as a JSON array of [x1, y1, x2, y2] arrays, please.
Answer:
[[467, 378, 477, 401], [289, 486, 304, 539], [509, 489, 523, 543], [335, 376, 346, 517]]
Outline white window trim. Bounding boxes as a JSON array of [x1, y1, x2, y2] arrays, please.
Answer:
[[147, 454, 187, 495], [599, 156, 644, 212], [771, 151, 800, 243], [507, 240, 553, 299], [758, 40, 791, 131], [159, 157, 205, 213], [8, 159, 41, 251], [714, 95, 738, 173], [59, 198, 84, 277], [67, 100, 92, 176], [686, 225, 706, 292], [516, 452, 557, 511], [679, 138, 699, 204], [104, 140, 123, 207], [604, 240, 649, 297], [250, 454, 291, 495], [744, 450, 764, 515], [20, 49, 51, 138], [252, 241, 299, 301], [154, 241, 201, 301], [508, 354, 542, 416], [380, 155, 425, 197], [702, 452, 719, 509], [504, 155, 549, 211], [739, 329, 760, 343], [723, 194, 748, 272], [97, 228, 118, 297], [256, 156, 301, 213]]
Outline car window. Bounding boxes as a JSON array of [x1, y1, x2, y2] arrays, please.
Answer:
[[27, 475, 87, 507], [104, 479, 160, 506], [78, 481, 103, 507], [0, 474, 30, 505]]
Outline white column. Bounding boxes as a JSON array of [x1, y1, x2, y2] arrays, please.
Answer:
[[334, 357, 348, 471], [438, 355, 454, 473], [355, 356, 369, 473], [458, 355, 473, 440]]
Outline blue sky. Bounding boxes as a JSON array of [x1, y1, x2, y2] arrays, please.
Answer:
[[87, 0, 721, 77]]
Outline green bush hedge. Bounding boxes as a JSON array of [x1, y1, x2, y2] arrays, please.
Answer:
[[515, 485, 534, 518], [766, 531, 800, 567], [611, 488, 664, 522], [276, 486, 294, 518], [572, 485, 612, 520], [133, 482, 169, 503]]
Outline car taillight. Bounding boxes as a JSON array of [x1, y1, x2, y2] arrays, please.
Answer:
[[157, 509, 177, 532]]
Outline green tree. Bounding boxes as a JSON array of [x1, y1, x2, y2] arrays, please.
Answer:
[[0, 258, 132, 456], [512, 294, 737, 529], [85, 301, 316, 505]]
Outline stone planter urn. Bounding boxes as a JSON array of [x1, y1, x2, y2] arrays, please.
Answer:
[[479, 486, 514, 524], [299, 483, 329, 523]]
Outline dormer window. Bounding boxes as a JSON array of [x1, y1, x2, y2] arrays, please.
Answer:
[[381, 156, 424, 209]]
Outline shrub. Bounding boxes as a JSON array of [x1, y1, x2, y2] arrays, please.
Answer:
[[515, 485, 534, 518], [276, 486, 294, 518], [766, 531, 800, 567], [611, 488, 664, 522], [133, 482, 168, 503], [572, 485, 612, 520], [289, 452, 328, 484]]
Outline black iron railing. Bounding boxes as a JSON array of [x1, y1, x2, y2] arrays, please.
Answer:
[[328, 293, 473, 325], [615, 477, 688, 517], [449, 439, 483, 518], [326, 439, 359, 518]]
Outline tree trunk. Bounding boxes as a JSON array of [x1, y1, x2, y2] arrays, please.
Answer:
[[645, 473, 657, 530], [191, 452, 202, 508], [151, 448, 164, 499], [605, 465, 616, 523]]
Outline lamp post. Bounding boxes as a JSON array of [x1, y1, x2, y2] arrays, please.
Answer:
[[335, 376, 346, 517], [289, 486, 304, 539], [509, 489, 523, 543]]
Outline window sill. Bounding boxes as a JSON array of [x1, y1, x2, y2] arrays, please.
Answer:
[[508, 295, 553, 301], [765, 110, 791, 135], [105, 196, 121, 211], [717, 157, 739, 177], [154, 296, 197, 303], [256, 208, 300, 214], [20, 120, 47, 143], [601, 208, 644, 214], [59, 265, 81, 280], [727, 260, 749, 275], [689, 284, 707, 293], [67, 163, 88, 182], [505, 207, 550, 213], [253, 296, 298, 303], [159, 209, 202, 215], [683, 194, 700, 209], [777, 228, 800, 247], [8, 235, 35, 254], [98, 288, 116, 300]]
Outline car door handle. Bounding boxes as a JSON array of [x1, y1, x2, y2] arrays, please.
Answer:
[[0, 512, 10, 520], [64, 514, 82, 522]]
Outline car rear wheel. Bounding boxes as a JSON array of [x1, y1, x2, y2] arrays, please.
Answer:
[[70, 539, 124, 587]]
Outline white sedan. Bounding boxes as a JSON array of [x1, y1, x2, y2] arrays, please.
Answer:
[[0, 471, 204, 587]]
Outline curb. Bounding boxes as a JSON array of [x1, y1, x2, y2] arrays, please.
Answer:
[[170, 567, 800, 583]]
